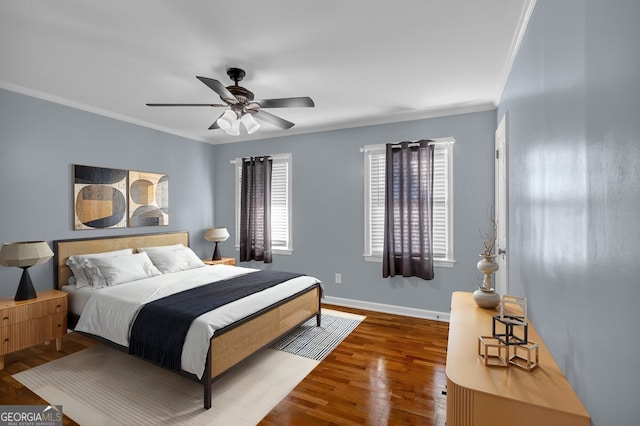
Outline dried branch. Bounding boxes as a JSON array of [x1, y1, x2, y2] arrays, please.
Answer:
[[479, 206, 497, 256]]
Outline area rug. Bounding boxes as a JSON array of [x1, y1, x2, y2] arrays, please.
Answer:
[[269, 308, 364, 359], [13, 309, 364, 426]]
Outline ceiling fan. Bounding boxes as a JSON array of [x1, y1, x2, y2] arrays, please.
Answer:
[[146, 68, 315, 135]]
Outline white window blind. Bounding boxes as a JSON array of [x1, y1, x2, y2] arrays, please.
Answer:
[[270, 159, 289, 247], [234, 154, 292, 254], [364, 139, 454, 267]]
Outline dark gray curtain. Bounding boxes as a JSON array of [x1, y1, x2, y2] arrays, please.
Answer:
[[382, 140, 435, 280], [240, 156, 273, 263]]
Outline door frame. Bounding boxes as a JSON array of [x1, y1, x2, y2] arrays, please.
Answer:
[[495, 112, 509, 295]]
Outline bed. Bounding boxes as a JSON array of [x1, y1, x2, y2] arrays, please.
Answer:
[[53, 231, 322, 409]]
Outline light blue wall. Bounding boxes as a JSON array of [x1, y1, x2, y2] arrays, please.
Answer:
[[0, 89, 217, 297], [214, 110, 497, 313], [1, 88, 496, 312], [497, 1, 640, 424]]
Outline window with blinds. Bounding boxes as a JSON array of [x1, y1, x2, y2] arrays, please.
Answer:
[[235, 154, 292, 254], [364, 139, 454, 267]]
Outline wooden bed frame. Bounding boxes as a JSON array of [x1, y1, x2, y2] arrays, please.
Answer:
[[53, 231, 322, 409]]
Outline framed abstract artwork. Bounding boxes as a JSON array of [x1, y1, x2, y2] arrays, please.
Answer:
[[73, 165, 128, 230], [128, 170, 169, 227]]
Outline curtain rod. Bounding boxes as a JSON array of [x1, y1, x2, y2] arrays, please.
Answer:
[[360, 137, 454, 152], [229, 153, 291, 165]]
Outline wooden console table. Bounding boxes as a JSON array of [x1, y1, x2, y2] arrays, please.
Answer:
[[446, 291, 589, 426]]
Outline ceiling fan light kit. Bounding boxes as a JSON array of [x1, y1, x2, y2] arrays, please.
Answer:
[[221, 114, 241, 136], [215, 107, 260, 136], [216, 110, 237, 133], [240, 113, 260, 134], [147, 67, 314, 136]]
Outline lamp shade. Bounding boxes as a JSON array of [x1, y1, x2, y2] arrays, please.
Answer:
[[0, 241, 53, 268], [204, 228, 230, 243], [216, 110, 237, 133], [0, 241, 53, 301], [228, 117, 241, 136], [241, 113, 260, 134]]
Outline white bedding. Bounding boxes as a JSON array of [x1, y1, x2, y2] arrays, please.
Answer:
[[73, 265, 320, 379], [60, 284, 94, 315]]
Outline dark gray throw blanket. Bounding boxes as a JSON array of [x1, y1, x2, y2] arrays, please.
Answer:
[[129, 270, 305, 371]]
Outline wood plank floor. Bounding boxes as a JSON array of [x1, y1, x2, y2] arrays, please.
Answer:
[[0, 304, 449, 425]]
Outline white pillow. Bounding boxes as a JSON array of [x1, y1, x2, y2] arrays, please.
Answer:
[[66, 249, 134, 289], [84, 251, 162, 287], [146, 247, 206, 274], [137, 243, 185, 253]]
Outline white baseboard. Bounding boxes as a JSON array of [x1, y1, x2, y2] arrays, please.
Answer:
[[322, 296, 450, 323]]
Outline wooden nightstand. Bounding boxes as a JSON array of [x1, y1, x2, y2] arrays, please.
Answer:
[[203, 257, 236, 266], [0, 289, 67, 370]]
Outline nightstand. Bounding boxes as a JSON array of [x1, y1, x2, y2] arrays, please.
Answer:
[[203, 257, 236, 266], [0, 289, 67, 370]]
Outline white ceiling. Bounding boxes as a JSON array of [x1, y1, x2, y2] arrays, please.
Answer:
[[0, 0, 535, 144]]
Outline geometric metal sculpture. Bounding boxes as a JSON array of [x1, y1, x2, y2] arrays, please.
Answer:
[[499, 295, 528, 326], [492, 314, 528, 346], [509, 340, 539, 370], [477, 335, 510, 367], [492, 294, 529, 345]]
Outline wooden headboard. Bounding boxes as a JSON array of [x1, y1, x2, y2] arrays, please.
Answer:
[[53, 231, 190, 289]]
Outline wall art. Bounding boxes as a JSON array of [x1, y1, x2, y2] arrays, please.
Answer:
[[73, 165, 127, 230], [128, 170, 169, 227]]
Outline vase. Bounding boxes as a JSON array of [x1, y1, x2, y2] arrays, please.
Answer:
[[477, 254, 499, 290], [474, 254, 500, 309], [473, 287, 501, 309]]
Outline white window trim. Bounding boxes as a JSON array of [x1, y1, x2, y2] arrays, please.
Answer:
[[232, 153, 293, 256], [363, 138, 455, 268]]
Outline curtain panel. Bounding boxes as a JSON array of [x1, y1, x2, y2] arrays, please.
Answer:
[[382, 140, 435, 280], [239, 156, 273, 263]]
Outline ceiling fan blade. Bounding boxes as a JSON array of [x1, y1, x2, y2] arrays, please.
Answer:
[[146, 103, 226, 107], [208, 112, 226, 130], [253, 97, 315, 108], [196, 76, 238, 103], [253, 110, 295, 129]]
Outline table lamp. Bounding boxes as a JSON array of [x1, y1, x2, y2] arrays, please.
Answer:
[[204, 228, 230, 261], [0, 241, 54, 301]]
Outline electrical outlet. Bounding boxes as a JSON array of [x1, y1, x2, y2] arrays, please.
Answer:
[[335, 273, 342, 284]]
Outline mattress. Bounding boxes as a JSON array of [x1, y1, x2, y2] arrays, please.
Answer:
[[60, 284, 94, 316]]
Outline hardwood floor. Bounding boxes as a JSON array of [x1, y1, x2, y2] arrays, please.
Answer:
[[0, 332, 99, 425], [261, 305, 449, 425], [0, 304, 449, 426]]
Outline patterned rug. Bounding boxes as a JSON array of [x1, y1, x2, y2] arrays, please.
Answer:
[[269, 312, 363, 360], [13, 309, 364, 426]]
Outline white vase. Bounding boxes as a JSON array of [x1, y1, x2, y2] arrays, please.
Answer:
[[474, 254, 500, 309], [473, 288, 500, 309], [477, 254, 499, 291]]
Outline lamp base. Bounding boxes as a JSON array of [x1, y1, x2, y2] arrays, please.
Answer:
[[211, 243, 222, 261], [15, 267, 38, 301]]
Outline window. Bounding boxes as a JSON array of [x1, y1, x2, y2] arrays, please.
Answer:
[[364, 139, 454, 267], [234, 153, 292, 254]]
